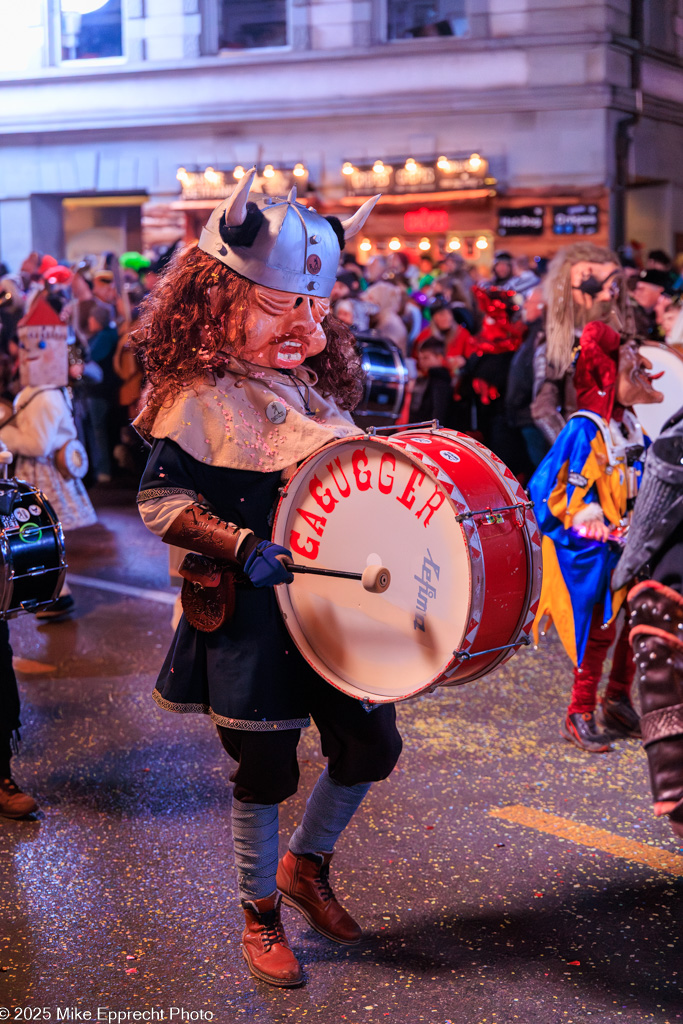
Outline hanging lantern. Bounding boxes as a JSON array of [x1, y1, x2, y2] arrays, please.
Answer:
[[204, 167, 220, 184], [388, 237, 402, 251], [359, 238, 372, 252], [263, 164, 275, 178], [233, 165, 245, 180], [418, 237, 431, 251], [448, 238, 461, 251], [475, 236, 489, 250], [404, 158, 417, 173], [469, 153, 483, 172], [436, 155, 450, 171], [373, 160, 385, 175], [342, 162, 355, 176], [292, 163, 306, 178]]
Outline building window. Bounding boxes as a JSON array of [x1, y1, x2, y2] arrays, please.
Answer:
[[60, 0, 123, 62], [219, 0, 287, 50], [642, 0, 677, 55], [387, 0, 468, 39]]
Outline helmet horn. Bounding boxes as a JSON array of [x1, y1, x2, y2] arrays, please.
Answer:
[[223, 167, 257, 227], [339, 194, 381, 240]]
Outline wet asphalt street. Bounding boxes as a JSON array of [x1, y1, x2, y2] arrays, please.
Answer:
[[1, 488, 682, 1024]]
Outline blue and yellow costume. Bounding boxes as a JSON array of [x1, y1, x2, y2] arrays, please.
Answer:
[[529, 409, 645, 666], [528, 321, 648, 750]]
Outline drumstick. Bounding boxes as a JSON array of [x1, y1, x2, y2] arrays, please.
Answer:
[[288, 563, 391, 594]]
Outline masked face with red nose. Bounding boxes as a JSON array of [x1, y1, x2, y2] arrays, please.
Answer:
[[616, 339, 665, 408], [240, 284, 330, 369]]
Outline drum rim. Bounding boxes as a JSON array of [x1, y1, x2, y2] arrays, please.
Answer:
[[273, 430, 480, 703], [428, 428, 543, 680]]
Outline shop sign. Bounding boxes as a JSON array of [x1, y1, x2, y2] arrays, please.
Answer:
[[344, 157, 492, 197], [178, 168, 307, 200], [552, 204, 599, 235], [404, 207, 449, 233], [497, 206, 544, 236]]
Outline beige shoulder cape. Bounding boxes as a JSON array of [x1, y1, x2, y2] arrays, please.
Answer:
[[134, 360, 362, 472]]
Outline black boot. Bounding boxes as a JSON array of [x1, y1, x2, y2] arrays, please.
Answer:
[[601, 695, 641, 737], [561, 711, 613, 752]]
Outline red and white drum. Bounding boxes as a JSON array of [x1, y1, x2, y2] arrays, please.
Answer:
[[272, 427, 543, 704]]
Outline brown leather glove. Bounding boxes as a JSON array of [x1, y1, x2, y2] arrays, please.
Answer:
[[162, 503, 259, 566]]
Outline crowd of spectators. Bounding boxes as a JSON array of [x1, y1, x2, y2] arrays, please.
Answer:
[[1, 239, 682, 491], [0, 246, 176, 484], [330, 243, 683, 479]]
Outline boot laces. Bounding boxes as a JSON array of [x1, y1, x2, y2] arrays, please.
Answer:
[[315, 863, 335, 904], [258, 910, 287, 952]]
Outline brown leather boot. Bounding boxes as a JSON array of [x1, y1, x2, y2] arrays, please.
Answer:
[[241, 893, 303, 987], [0, 777, 38, 819], [276, 850, 362, 945]]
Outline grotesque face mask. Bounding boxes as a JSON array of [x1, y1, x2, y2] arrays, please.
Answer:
[[17, 301, 69, 389], [616, 339, 664, 408], [240, 284, 329, 369]]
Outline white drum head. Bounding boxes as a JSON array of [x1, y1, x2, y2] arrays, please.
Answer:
[[634, 343, 683, 438], [273, 438, 472, 702]]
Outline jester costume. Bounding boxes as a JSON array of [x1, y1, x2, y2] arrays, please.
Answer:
[[529, 322, 647, 751]]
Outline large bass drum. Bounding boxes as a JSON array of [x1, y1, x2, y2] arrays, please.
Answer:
[[272, 427, 542, 704], [0, 478, 67, 617], [353, 335, 407, 427], [634, 342, 683, 438]]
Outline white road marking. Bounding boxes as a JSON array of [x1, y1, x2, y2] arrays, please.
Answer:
[[68, 573, 177, 605]]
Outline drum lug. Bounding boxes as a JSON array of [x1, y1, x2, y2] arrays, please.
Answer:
[[452, 636, 532, 661]]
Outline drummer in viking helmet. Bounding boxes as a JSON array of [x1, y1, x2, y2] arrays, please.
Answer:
[[134, 173, 401, 987]]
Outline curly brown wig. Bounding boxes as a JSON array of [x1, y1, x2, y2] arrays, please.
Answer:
[[132, 245, 363, 410]]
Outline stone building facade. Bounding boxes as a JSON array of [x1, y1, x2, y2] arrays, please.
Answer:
[[0, 0, 682, 269]]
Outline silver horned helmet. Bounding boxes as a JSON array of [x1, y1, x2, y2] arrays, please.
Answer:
[[198, 167, 380, 298]]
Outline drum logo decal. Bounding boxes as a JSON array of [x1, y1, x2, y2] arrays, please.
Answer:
[[414, 549, 440, 632]]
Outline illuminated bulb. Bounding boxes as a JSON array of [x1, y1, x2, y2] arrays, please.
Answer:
[[372, 160, 385, 174], [475, 236, 489, 250], [448, 238, 461, 251], [263, 164, 275, 178], [469, 153, 483, 172], [292, 163, 306, 177], [359, 238, 372, 252], [388, 237, 402, 251], [204, 166, 220, 185], [176, 166, 189, 183], [404, 158, 417, 172], [342, 162, 355, 176], [418, 237, 431, 251], [233, 165, 245, 180], [437, 155, 450, 171]]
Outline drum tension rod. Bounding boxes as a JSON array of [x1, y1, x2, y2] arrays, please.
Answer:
[[452, 636, 532, 661], [366, 419, 440, 435], [455, 501, 534, 523]]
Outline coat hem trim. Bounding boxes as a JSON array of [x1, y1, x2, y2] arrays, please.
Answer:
[[152, 688, 310, 731]]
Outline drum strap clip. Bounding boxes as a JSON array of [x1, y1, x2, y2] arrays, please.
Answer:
[[455, 500, 534, 524], [453, 636, 532, 661]]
